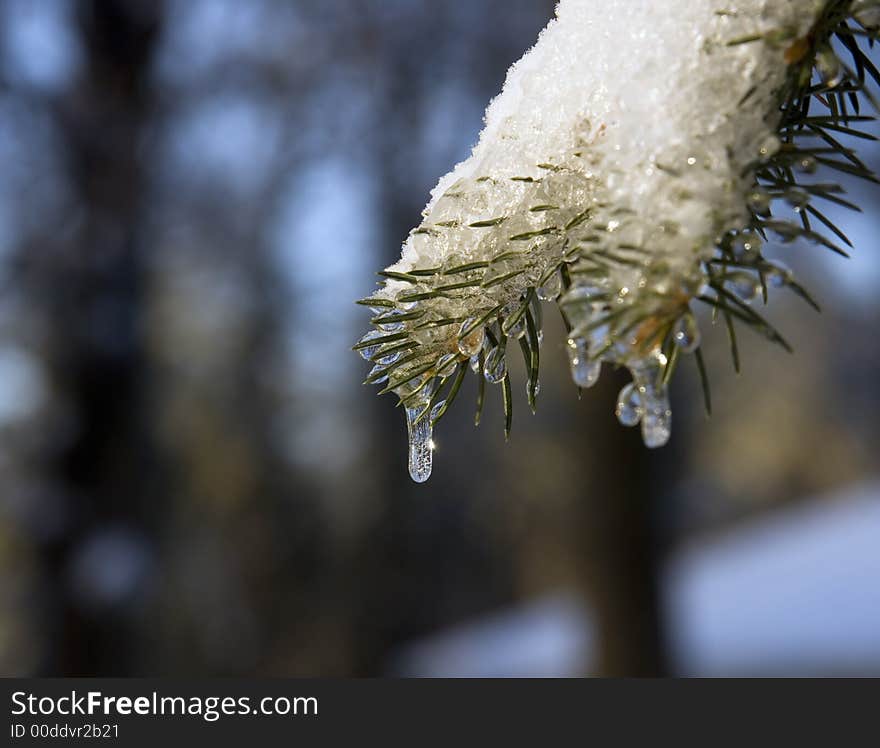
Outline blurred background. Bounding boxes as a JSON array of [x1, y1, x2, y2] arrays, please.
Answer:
[[0, 0, 878, 677]]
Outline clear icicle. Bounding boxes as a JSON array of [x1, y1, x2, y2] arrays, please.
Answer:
[[630, 360, 672, 448], [615, 382, 642, 426], [405, 402, 435, 483], [566, 337, 600, 388]]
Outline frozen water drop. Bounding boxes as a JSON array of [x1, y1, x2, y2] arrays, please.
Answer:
[[816, 45, 844, 87], [566, 337, 601, 388], [758, 135, 781, 160], [430, 400, 446, 422], [784, 187, 809, 211], [537, 269, 562, 300], [405, 403, 434, 483], [501, 313, 526, 340], [727, 271, 760, 302], [615, 382, 642, 426], [357, 329, 383, 360], [483, 345, 507, 384], [794, 155, 817, 174], [374, 309, 407, 332], [768, 222, 799, 244], [436, 353, 458, 377], [672, 311, 700, 353], [641, 408, 672, 448], [855, 3, 880, 29], [501, 304, 526, 340], [457, 319, 485, 357], [470, 354, 481, 372], [765, 261, 792, 288], [730, 230, 762, 260], [630, 363, 671, 448], [376, 349, 401, 366], [746, 189, 772, 218], [369, 364, 389, 384], [526, 378, 541, 399], [560, 283, 605, 307]]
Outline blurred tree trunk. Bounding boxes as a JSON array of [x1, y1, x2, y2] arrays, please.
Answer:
[[576, 371, 672, 676], [40, 0, 162, 675]]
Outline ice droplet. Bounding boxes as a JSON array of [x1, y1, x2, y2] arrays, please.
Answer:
[[747, 188, 773, 217], [376, 349, 401, 366], [727, 271, 760, 302], [376, 309, 408, 331], [758, 135, 781, 159], [483, 345, 507, 383], [855, 3, 880, 29], [537, 269, 563, 300], [784, 187, 809, 211], [527, 378, 541, 399], [436, 353, 459, 377], [731, 230, 762, 260], [405, 401, 435, 483], [357, 329, 383, 361], [369, 364, 389, 384], [470, 354, 481, 372], [816, 45, 844, 87], [630, 363, 671, 448], [457, 318, 485, 357], [615, 382, 642, 426], [794, 155, 817, 174], [566, 337, 601, 388], [501, 305, 527, 339], [672, 311, 700, 353], [642, 407, 672, 448], [765, 260, 792, 288]]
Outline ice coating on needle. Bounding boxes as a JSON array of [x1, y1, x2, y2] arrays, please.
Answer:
[[361, 0, 826, 481]]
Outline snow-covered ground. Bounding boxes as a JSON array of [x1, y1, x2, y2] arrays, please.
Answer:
[[393, 480, 880, 676]]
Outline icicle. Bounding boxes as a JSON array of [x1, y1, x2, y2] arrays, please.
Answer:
[[630, 359, 671, 448], [405, 398, 439, 483], [615, 382, 642, 426], [566, 337, 601, 388]]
